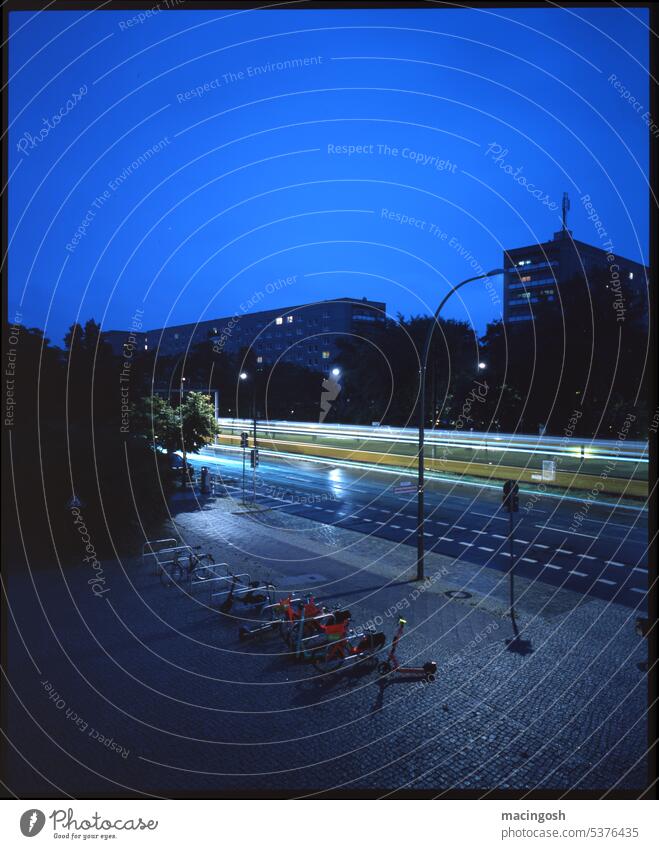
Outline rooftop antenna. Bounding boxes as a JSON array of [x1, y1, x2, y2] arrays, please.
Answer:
[[562, 192, 570, 231]]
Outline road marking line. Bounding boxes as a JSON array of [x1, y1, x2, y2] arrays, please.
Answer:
[[454, 525, 467, 530], [390, 524, 401, 529], [478, 546, 495, 552], [630, 587, 646, 594], [545, 564, 562, 571], [605, 560, 625, 567], [535, 524, 599, 539], [501, 552, 511, 557], [491, 533, 507, 540], [362, 518, 372, 523], [472, 513, 507, 522], [439, 537, 454, 542], [596, 578, 616, 586], [556, 548, 573, 555], [534, 543, 549, 549], [514, 539, 530, 545], [424, 532, 434, 537], [577, 554, 596, 560], [459, 542, 474, 547], [521, 557, 538, 563], [569, 570, 588, 577], [632, 566, 648, 573], [470, 530, 487, 535], [375, 521, 386, 525]]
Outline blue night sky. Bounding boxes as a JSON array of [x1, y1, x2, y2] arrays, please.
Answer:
[[8, 5, 650, 346]]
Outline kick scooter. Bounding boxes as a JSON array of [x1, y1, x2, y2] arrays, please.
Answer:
[[377, 618, 437, 682]]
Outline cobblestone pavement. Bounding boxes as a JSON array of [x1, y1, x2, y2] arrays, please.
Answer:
[[5, 489, 649, 796]]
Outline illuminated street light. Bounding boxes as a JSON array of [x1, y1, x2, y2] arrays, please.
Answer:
[[417, 268, 504, 581], [331, 367, 341, 377], [239, 372, 248, 380], [478, 362, 487, 370]]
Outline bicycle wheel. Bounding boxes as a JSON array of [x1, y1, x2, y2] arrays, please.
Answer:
[[313, 643, 345, 672]]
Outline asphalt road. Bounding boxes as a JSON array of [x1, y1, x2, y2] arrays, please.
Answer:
[[190, 446, 649, 609]]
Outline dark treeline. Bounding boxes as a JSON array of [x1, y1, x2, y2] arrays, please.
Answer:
[[5, 320, 172, 562], [331, 274, 649, 438]]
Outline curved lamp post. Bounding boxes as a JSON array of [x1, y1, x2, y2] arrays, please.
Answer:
[[416, 268, 504, 581]]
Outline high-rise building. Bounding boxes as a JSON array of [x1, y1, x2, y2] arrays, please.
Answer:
[[503, 219, 647, 324], [103, 296, 386, 374]]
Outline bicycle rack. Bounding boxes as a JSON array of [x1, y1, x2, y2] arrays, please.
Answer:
[[143, 543, 195, 577], [141, 538, 178, 569], [209, 572, 252, 607], [238, 596, 303, 640]]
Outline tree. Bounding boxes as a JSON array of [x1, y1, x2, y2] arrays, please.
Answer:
[[177, 391, 219, 468], [131, 395, 179, 454]]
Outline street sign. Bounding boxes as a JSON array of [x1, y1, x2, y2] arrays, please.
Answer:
[[502, 480, 519, 513], [250, 448, 259, 468]]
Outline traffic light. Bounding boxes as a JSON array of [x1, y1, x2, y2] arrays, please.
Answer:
[[502, 480, 519, 513], [250, 448, 259, 468], [240, 432, 248, 448]]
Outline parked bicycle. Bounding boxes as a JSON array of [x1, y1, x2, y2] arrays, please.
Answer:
[[311, 622, 386, 672], [159, 547, 214, 588]]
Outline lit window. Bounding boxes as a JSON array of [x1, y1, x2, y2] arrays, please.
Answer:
[[286, 315, 294, 323], [256, 356, 263, 364], [275, 317, 283, 325], [520, 275, 531, 283], [322, 351, 330, 359]]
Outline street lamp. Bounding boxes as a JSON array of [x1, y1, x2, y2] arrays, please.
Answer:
[[239, 370, 259, 501], [416, 268, 504, 580], [478, 362, 487, 370], [331, 367, 341, 378]]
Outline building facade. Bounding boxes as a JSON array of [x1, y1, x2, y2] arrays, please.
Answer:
[[103, 296, 386, 375], [503, 228, 647, 324]]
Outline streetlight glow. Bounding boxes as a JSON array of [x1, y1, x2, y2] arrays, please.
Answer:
[[239, 372, 248, 380], [331, 367, 341, 377], [478, 362, 487, 370]]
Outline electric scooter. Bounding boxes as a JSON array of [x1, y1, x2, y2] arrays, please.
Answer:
[[377, 618, 437, 681]]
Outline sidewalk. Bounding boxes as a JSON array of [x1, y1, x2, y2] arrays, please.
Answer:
[[164, 488, 649, 792], [5, 487, 648, 796]]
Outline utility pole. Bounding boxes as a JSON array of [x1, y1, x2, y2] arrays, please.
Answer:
[[503, 480, 520, 638], [252, 389, 257, 503], [240, 432, 248, 504], [416, 269, 504, 581]]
